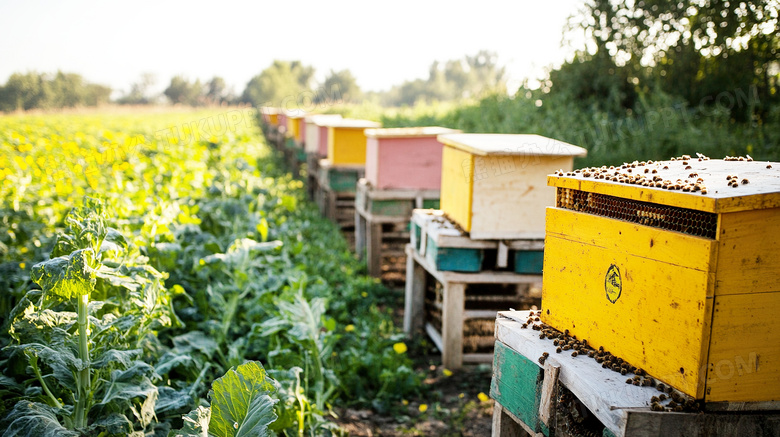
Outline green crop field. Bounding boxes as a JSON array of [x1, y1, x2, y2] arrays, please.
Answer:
[[0, 110, 429, 436]]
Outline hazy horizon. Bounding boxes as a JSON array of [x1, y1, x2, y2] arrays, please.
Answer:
[[0, 0, 584, 97]]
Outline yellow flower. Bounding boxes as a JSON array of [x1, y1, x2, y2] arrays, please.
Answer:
[[402, 399, 409, 406], [458, 393, 465, 399], [418, 404, 428, 413], [345, 324, 355, 332], [19, 262, 26, 269], [199, 259, 206, 266], [443, 368, 453, 377], [361, 291, 368, 298], [478, 392, 489, 403], [393, 342, 407, 354]]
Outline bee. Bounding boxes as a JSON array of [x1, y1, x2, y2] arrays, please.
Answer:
[[633, 375, 641, 381], [665, 385, 673, 394], [553, 339, 559, 346], [668, 401, 678, 408], [542, 352, 549, 357], [688, 173, 698, 178], [521, 323, 528, 329], [556, 347, 562, 353], [685, 165, 692, 170], [701, 188, 708, 195], [538, 356, 547, 365], [602, 362, 609, 369], [534, 317, 540, 321], [657, 383, 666, 392], [651, 396, 659, 403], [673, 405, 684, 412], [564, 329, 570, 335], [652, 169, 658, 174], [571, 351, 579, 357], [563, 345, 571, 351], [741, 178, 749, 185], [620, 368, 627, 375], [636, 368, 645, 376], [767, 165, 773, 169], [682, 161, 689, 165], [642, 379, 652, 387], [588, 351, 595, 358], [583, 172, 592, 177], [539, 333, 546, 339], [659, 394, 667, 401], [626, 378, 633, 384], [598, 346, 604, 353], [651, 402, 664, 411], [632, 380, 640, 386], [663, 165, 669, 170]]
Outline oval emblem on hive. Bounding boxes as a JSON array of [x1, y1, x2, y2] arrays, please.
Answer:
[[605, 264, 622, 303]]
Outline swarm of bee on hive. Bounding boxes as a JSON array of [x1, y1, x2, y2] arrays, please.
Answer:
[[525, 310, 701, 413], [553, 153, 766, 195]]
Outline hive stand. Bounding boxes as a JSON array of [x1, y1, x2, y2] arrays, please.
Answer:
[[404, 245, 541, 369], [316, 159, 364, 245], [491, 310, 780, 437], [305, 152, 321, 201], [411, 209, 546, 274], [354, 179, 440, 281], [303, 114, 343, 202]]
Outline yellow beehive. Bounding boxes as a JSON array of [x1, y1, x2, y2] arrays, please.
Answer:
[[541, 157, 780, 406], [285, 111, 305, 141], [260, 107, 280, 126], [323, 119, 381, 165], [437, 133, 587, 239]]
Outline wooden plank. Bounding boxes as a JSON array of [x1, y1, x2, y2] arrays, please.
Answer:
[[354, 208, 366, 261], [706, 291, 780, 403], [715, 207, 780, 296], [407, 246, 544, 285], [497, 241, 509, 269], [490, 340, 544, 435], [621, 409, 780, 437], [462, 353, 495, 363], [440, 145, 474, 232], [470, 155, 573, 239], [403, 249, 426, 335], [367, 222, 383, 278], [548, 159, 780, 214], [425, 322, 443, 352], [538, 362, 560, 426], [496, 311, 671, 437], [492, 403, 533, 437], [426, 236, 484, 273], [442, 282, 465, 369]]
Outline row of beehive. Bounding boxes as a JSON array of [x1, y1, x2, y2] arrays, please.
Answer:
[[261, 107, 780, 408], [260, 107, 588, 238]]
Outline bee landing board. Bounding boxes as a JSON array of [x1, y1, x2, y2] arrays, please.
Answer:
[[437, 133, 587, 240], [542, 158, 780, 407]]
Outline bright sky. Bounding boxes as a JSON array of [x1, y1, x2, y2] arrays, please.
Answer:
[[0, 0, 585, 97]]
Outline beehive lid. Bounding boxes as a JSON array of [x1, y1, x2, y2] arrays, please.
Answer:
[[437, 133, 587, 157], [364, 126, 461, 139], [320, 118, 381, 129], [548, 156, 780, 213], [284, 110, 306, 119], [305, 114, 342, 124]]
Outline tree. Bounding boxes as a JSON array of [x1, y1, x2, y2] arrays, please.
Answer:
[[240, 60, 315, 107], [206, 76, 227, 104], [117, 73, 157, 105], [318, 69, 362, 103], [164, 76, 204, 106], [0, 71, 111, 112]]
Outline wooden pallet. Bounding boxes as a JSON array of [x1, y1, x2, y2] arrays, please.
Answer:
[[404, 245, 542, 369], [355, 179, 439, 280], [491, 310, 780, 437], [411, 209, 545, 273], [305, 152, 322, 202]]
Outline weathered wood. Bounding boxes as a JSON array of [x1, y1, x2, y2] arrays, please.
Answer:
[[497, 241, 509, 269], [496, 311, 661, 436], [492, 403, 532, 437], [438, 134, 586, 239], [367, 222, 383, 277], [442, 281, 465, 369], [490, 340, 546, 435], [539, 361, 560, 426], [621, 409, 780, 437], [354, 207, 366, 261], [403, 254, 426, 335]]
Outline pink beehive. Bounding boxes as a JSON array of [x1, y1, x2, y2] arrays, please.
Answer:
[[363, 127, 460, 190]]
